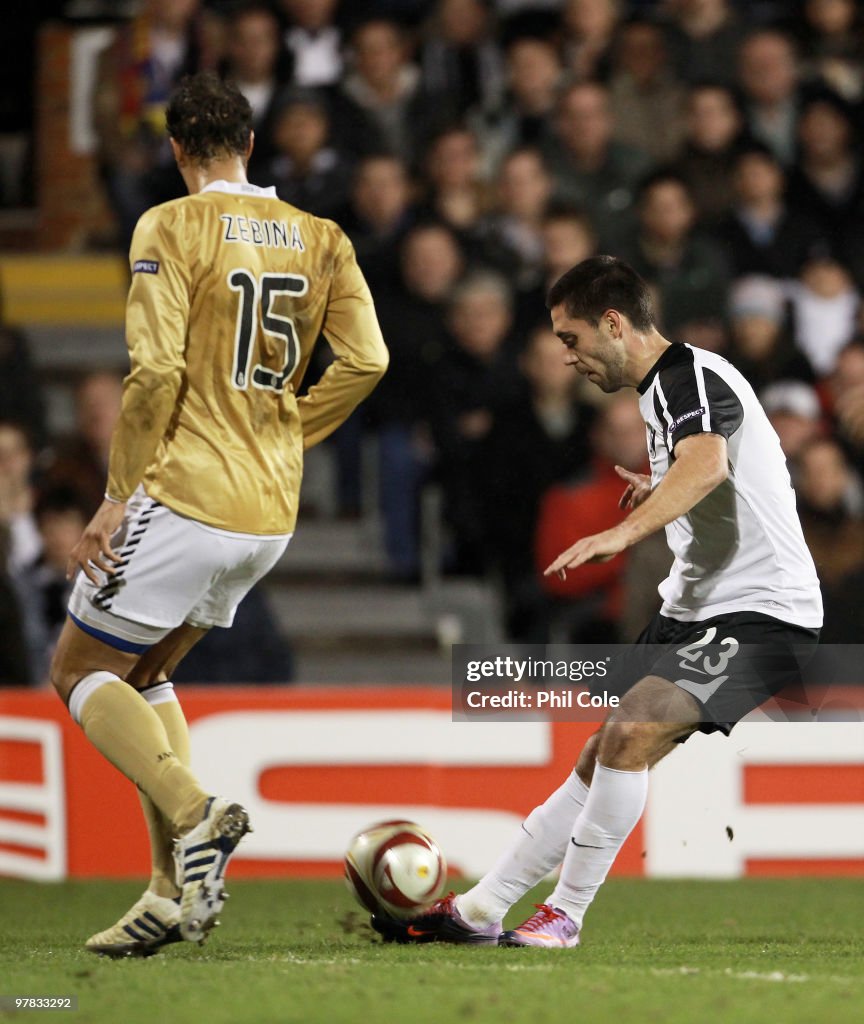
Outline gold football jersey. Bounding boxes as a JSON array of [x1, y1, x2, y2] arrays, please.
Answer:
[[106, 180, 388, 535]]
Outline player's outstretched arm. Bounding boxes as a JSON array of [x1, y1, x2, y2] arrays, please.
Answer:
[[544, 433, 728, 580], [297, 232, 389, 449]]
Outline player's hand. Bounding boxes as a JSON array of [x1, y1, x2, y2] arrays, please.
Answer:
[[615, 465, 652, 511], [66, 498, 127, 583], [543, 528, 628, 581]]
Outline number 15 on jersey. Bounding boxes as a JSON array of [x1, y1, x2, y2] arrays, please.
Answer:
[[228, 269, 308, 394]]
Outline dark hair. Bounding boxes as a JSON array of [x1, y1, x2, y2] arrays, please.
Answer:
[[799, 87, 857, 134], [350, 17, 407, 44], [742, 27, 798, 58], [733, 140, 782, 167], [688, 80, 745, 114], [0, 418, 33, 449], [546, 256, 654, 331], [501, 143, 547, 167], [636, 168, 692, 204], [229, 1, 279, 27], [34, 486, 89, 525], [542, 202, 595, 231], [273, 86, 330, 120], [165, 72, 252, 163]]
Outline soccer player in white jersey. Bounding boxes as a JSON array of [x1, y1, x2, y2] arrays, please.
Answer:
[[49, 73, 388, 957], [377, 255, 822, 948]]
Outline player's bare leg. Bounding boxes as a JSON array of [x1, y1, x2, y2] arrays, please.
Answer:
[[84, 624, 214, 957], [52, 620, 250, 954], [51, 620, 210, 831], [501, 676, 699, 947]]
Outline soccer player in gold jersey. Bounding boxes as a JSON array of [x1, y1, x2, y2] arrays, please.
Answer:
[[49, 73, 388, 957]]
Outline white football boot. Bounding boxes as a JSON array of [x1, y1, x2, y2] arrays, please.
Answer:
[[174, 797, 252, 943], [85, 890, 182, 958]]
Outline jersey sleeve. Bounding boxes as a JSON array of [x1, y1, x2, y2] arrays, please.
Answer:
[[296, 229, 389, 449], [657, 359, 744, 452], [106, 205, 191, 501]]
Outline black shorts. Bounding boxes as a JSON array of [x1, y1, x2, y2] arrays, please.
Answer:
[[602, 610, 820, 736]]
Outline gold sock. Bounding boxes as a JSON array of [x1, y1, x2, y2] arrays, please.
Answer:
[[73, 675, 207, 833], [138, 683, 193, 898], [138, 791, 180, 898]]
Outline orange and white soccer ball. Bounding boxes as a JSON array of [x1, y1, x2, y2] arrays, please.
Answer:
[[344, 820, 447, 920]]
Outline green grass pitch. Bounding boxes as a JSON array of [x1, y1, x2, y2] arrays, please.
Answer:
[[1, 878, 861, 1024]]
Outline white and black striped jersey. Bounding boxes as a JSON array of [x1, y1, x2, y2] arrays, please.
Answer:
[[637, 343, 823, 628]]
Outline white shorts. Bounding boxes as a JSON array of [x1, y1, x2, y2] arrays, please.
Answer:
[[67, 488, 291, 653]]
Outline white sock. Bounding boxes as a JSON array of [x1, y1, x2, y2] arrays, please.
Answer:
[[456, 770, 590, 926], [140, 681, 178, 708], [547, 762, 648, 929], [68, 671, 119, 724]]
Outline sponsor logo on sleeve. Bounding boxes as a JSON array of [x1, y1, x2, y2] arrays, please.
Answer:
[[132, 259, 160, 275], [670, 407, 705, 433]]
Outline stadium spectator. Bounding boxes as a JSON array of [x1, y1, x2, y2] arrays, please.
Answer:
[[336, 19, 454, 164], [341, 153, 415, 293], [0, 421, 40, 577], [534, 391, 648, 642], [278, 0, 343, 88], [608, 18, 686, 164], [479, 146, 553, 289], [222, 2, 288, 181], [327, 152, 415, 515], [419, 0, 505, 115], [172, 587, 295, 683], [514, 204, 599, 335], [373, 223, 465, 579], [726, 275, 813, 392], [718, 144, 830, 279], [0, 447, 70, 687], [470, 34, 563, 174], [737, 29, 801, 166], [618, 529, 673, 643], [266, 90, 353, 218], [560, 0, 619, 83], [789, 257, 859, 377], [0, 566, 29, 686], [419, 126, 490, 242], [92, 0, 209, 249], [840, 200, 864, 292], [797, 0, 864, 102], [827, 340, 864, 474], [540, 205, 599, 287], [621, 171, 729, 340], [673, 82, 747, 225], [0, 316, 45, 450], [795, 435, 864, 588], [622, 171, 732, 339], [481, 325, 595, 639], [759, 380, 824, 462], [662, 0, 745, 87], [41, 372, 123, 518], [20, 487, 89, 684], [544, 81, 653, 250], [787, 90, 862, 255], [427, 272, 521, 574]]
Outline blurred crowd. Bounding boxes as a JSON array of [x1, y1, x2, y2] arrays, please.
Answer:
[[4, 0, 864, 682]]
